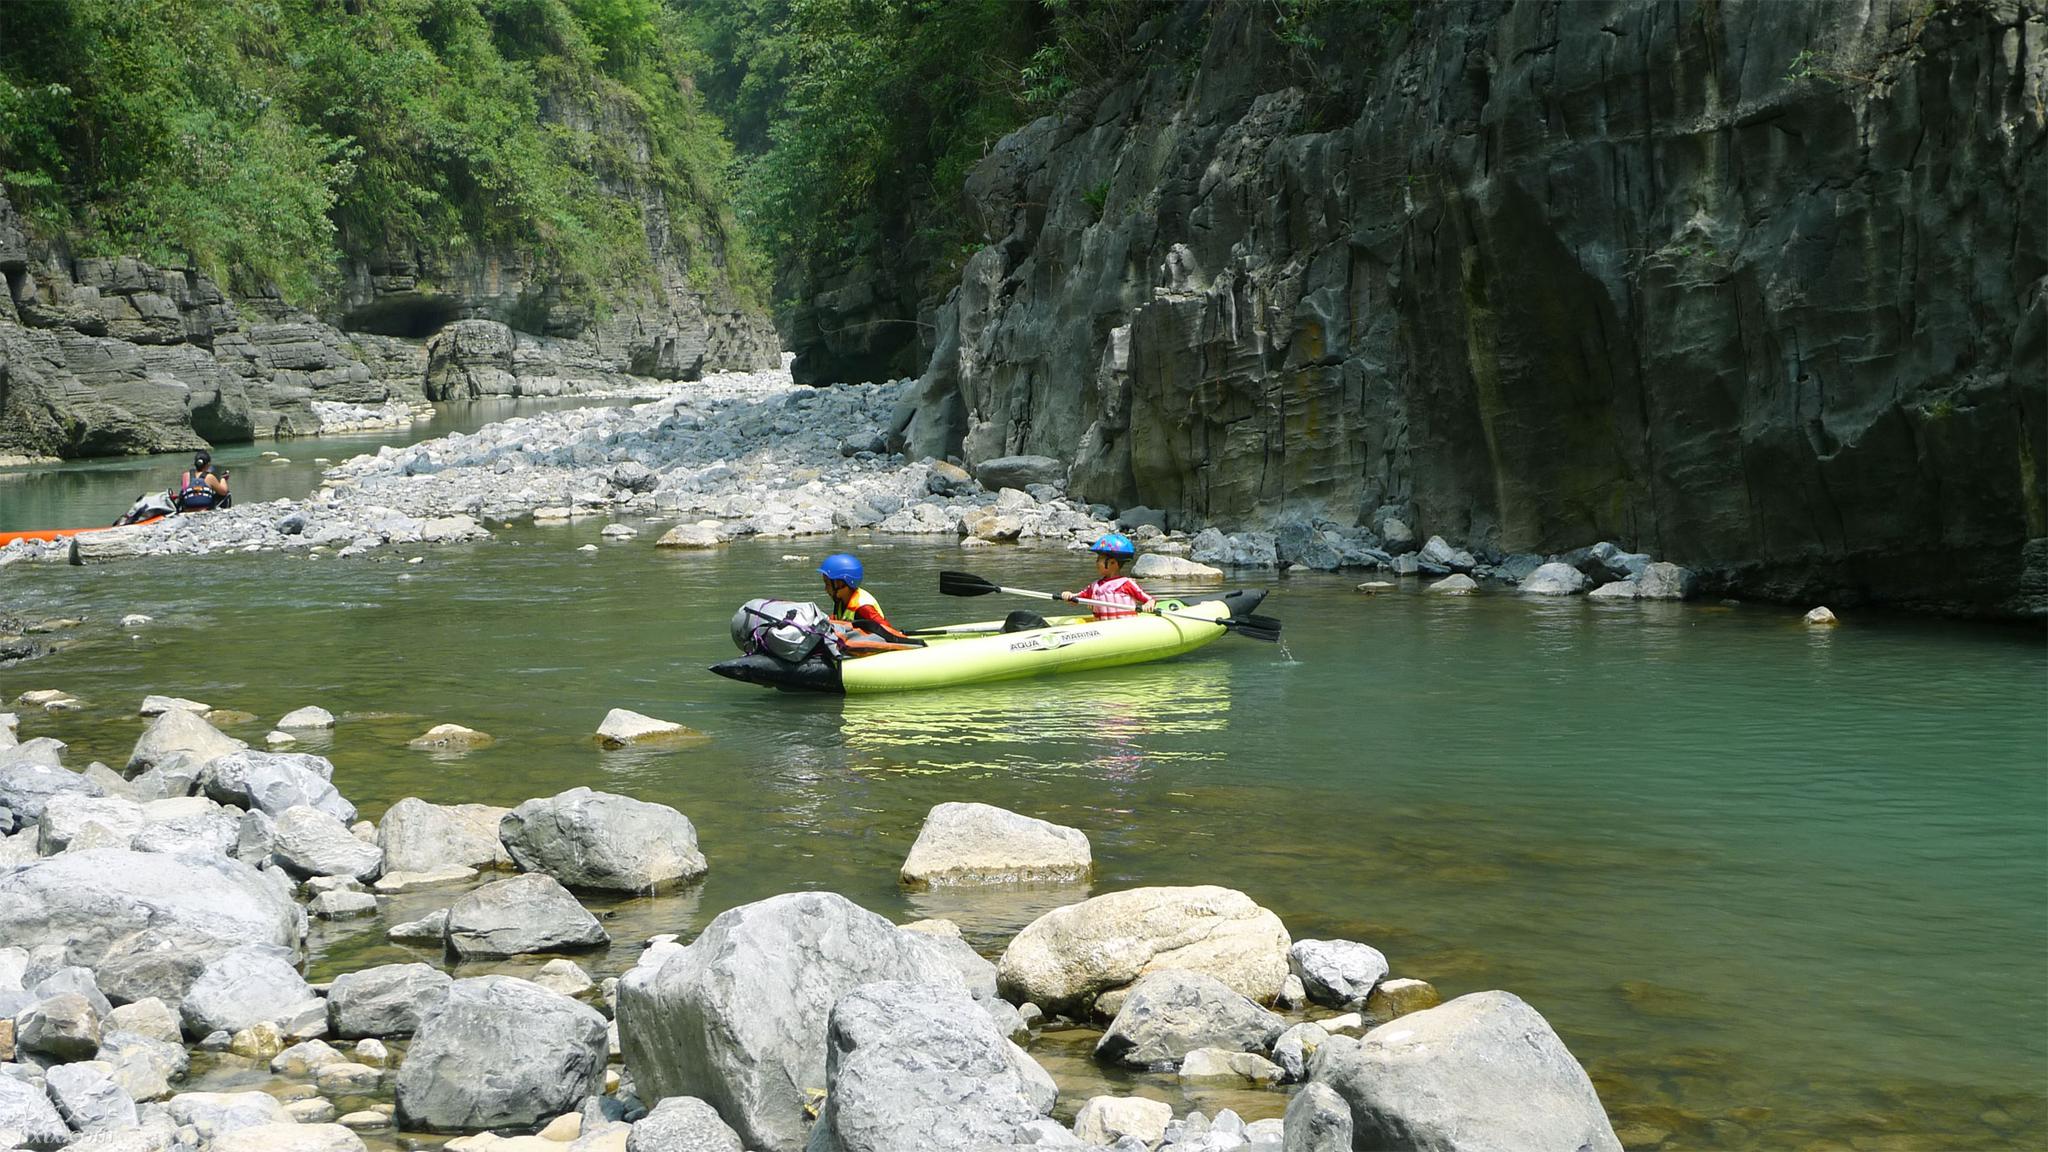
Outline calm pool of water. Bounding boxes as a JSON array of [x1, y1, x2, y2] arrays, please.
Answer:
[[3, 520, 2043, 1149]]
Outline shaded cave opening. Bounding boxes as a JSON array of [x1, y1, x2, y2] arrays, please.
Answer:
[[342, 294, 464, 338]]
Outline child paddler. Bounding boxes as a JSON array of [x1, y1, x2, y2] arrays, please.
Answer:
[[1059, 533, 1158, 619], [818, 552, 922, 650]]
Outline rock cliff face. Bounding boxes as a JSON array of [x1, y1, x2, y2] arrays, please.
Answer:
[[0, 87, 778, 460], [889, 0, 2046, 615]]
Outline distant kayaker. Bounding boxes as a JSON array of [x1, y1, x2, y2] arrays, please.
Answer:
[[171, 450, 231, 512], [1061, 533, 1157, 618]]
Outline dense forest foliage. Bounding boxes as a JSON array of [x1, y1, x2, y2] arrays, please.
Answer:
[[0, 0, 764, 306], [0, 0, 1379, 319], [682, 0, 1152, 303]]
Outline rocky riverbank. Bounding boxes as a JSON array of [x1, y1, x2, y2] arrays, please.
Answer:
[[0, 703, 1623, 1151], [0, 361, 1704, 617], [0, 186, 779, 463]]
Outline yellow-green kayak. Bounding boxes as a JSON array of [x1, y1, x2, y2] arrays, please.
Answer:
[[711, 590, 1266, 694]]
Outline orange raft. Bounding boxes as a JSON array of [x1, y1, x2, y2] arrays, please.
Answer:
[[0, 515, 167, 547]]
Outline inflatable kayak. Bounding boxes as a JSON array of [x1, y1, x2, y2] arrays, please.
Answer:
[[0, 516, 166, 547], [711, 589, 1267, 694]]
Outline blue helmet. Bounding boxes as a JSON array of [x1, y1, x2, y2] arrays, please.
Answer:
[[1090, 533, 1136, 558], [817, 552, 864, 586]]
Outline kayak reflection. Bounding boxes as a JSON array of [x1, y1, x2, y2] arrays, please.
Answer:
[[837, 659, 1231, 770]]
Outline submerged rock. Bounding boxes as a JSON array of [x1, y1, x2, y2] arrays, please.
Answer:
[[407, 723, 493, 750], [899, 801, 1091, 888], [595, 708, 698, 746]]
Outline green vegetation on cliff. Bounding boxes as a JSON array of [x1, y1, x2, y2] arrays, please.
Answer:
[[0, 0, 765, 307], [683, 0, 1149, 301]]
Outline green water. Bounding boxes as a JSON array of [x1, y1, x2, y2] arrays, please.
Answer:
[[4, 518, 2045, 1149]]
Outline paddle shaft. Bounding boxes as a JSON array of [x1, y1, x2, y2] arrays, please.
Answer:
[[984, 582, 1235, 628]]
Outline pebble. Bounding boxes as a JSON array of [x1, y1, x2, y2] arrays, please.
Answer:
[[1804, 606, 1838, 625], [265, 730, 297, 747]]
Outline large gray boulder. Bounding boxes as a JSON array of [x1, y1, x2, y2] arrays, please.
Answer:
[[179, 944, 315, 1038], [0, 1074, 69, 1151], [617, 891, 966, 1152], [201, 751, 354, 822], [499, 787, 708, 892], [36, 793, 145, 854], [127, 750, 211, 803], [626, 1097, 745, 1152], [270, 805, 382, 880], [0, 737, 65, 771], [898, 802, 1091, 888], [96, 1028, 188, 1101], [1518, 563, 1590, 596], [17, 991, 103, 1059], [0, 851, 301, 1005], [326, 963, 452, 1038], [1310, 990, 1621, 1152], [212, 1124, 368, 1152], [376, 798, 513, 873], [44, 1060, 139, 1135], [971, 455, 1066, 491], [130, 798, 241, 858], [806, 980, 1054, 1152], [1094, 969, 1285, 1069], [125, 710, 243, 775], [1282, 1081, 1351, 1152], [1288, 939, 1389, 1009], [393, 974, 608, 1132], [1636, 561, 1697, 600], [444, 873, 608, 958], [0, 758, 105, 824], [996, 886, 1291, 1016], [165, 1091, 291, 1141]]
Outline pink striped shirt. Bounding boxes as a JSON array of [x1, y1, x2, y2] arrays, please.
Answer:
[[1077, 575, 1155, 618]]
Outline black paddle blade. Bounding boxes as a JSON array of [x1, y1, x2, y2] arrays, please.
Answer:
[[1220, 617, 1283, 642], [938, 570, 1002, 597]]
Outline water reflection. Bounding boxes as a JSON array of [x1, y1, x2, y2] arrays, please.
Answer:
[[838, 660, 1232, 760]]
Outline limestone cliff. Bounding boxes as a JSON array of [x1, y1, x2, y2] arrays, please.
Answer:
[[887, 0, 2045, 616], [0, 86, 778, 460]]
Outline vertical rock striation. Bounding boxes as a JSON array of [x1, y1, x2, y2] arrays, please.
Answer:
[[884, 0, 2045, 615]]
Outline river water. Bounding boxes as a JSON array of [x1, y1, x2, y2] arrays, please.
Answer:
[[2, 413, 2043, 1149]]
